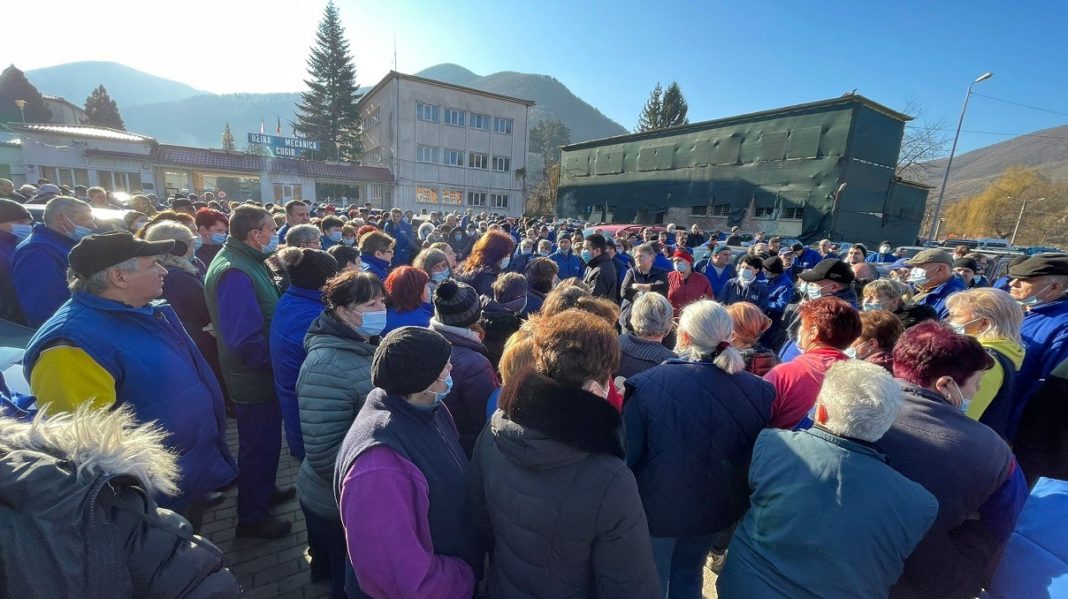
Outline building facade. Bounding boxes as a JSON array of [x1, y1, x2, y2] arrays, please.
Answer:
[[357, 71, 532, 217], [557, 95, 930, 247]]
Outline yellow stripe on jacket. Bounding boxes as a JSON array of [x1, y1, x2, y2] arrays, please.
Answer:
[[29, 345, 116, 412]]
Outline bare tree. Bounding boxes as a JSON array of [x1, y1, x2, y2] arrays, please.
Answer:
[[896, 99, 951, 181]]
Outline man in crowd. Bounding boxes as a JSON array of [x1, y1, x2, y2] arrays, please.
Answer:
[[12, 196, 96, 327], [86, 186, 110, 208], [845, 244, 867, 266], [359, 230, 396, 280], [204, 205, 293, 539], [905, 249, 967, 320], [581, 233, 618, 301], [0, 199, 32, 324], [22, 231, 237, 521], [548, 234, 584, 280], [795, 242, 824, 272], [696, 244, 736, 298], [767, 236, 782, 255], [383, 208, 415, 266], [277, 199, 310, 244], [867, 240, 896, 263], [0, 178, 28, 203]]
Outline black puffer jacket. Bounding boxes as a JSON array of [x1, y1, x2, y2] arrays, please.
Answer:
[[469, 373, 660, 598]]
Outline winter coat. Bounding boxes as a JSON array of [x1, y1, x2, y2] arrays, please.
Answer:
[[912, 275, 968, 320], [624, 358, 775, 537], [1013, 298, 1068, 439], [1014, 358, 1068, 486], [583, 253, 619, 302], [894, 303, 938, 329], [667, 270, 714, 315], [619, 266, 669, 331], [0, 407, 240, 599], [160, 264, 225, 401], [295, 310, 376, 519], [269, 285, 325, 460], [0, 228, 25, 324], [382, 302, 433, 337], [384, 219, 417, 265], [764, 347, 848, 429], [11, 223, 76, 327], [988, 477, 1068, 599], [359, 253, 390, 280], [719, 428, 938, 599], [616, 332, 676, 379], [478, 297, 522, 372], [469, 373, 661, 598], [698, 263, 736, 298], [455, 265, 502, 297], [548, 249, 584, 280], [719, 278, 769, 309], [967, 337, 1025, 437], [431, 320, 500, 456]]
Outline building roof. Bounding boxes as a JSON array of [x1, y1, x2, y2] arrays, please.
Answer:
[[562, 94, 913, 151], [358, 71, 536, 109], [8, 122, 154, 143], [84, 148, 154, 161], [42, 95, 87, 112], [156, 145, 394, 183]]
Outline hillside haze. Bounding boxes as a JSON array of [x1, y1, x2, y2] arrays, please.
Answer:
[[26, 61, 204, 108]]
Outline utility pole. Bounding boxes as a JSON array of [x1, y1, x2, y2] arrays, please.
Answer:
[[1011, 197, 1045, 245]]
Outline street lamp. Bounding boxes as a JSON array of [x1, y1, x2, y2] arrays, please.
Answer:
[[929, 72, 993, 241], [14, 99, 27, 123]]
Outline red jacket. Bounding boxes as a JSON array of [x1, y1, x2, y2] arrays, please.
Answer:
[[764, 347, 848, 429], [667, 271, 714, 315]]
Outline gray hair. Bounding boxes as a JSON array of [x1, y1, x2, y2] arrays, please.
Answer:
[[43, 196, 91, 226], [285, 224, 321, 246], [816, 361, 902, 442], [635, 242, 657, 257], [537, 239, 553, 253], [675, 300, 745, 374], [631, 292, 674, 337], [418, 221, 435, 240], [68, 257, 140, 295], [144, 221, 197, 275]]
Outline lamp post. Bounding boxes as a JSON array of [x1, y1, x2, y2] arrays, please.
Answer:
[[1011, 197, 1046, 245], [929, 72, 993, 241], [14, 99, 27, 123]]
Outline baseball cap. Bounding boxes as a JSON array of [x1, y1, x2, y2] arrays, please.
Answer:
[[798, 258, 855, 284], [68, 232, 180, 278]]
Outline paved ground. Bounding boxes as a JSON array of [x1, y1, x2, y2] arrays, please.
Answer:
[[200, 417, 721, 598]]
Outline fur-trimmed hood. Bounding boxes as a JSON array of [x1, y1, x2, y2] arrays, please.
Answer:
[[492, 372, 624, 469], [0, 405, 179, 502]]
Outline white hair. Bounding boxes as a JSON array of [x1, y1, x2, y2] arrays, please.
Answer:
[[285, 224, 321, 246], [144, 220, 197, 275], [816, 361, 902, 442], [631, 292, 674, 338], [675, 300, 744, 374]]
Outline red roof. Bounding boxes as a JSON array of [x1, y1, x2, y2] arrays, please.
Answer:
[[155, 145, 394, 183]]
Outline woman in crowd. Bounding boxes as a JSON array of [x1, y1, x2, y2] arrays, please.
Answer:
[[430, 280, 500, 456], [666, 250, 713, 316], [268, 248, 339, 460], [194, 208, 229, 266], [285, 224, 322, 249], [469, 310, 661, 598], [340, 224, 358, 247], [336, 327, 483, 598], [510, 238, 536, 275], [484, 327, 535, 420], [382, 266, 433, 337], [522, 257, 558, 317], [479, 273, 528, 370], [296, 270, 385, 598], [875, 322, 1025, 598], [620, 242, 670, 332], [430, 241, 460, 270], [413, 247, 451, 293], [617, 292, 677, 379], [727, 301, 778, 376], [124, 210, 149, 234], [945, 288, 1025, 438], [455, 230, 516, 296], [718, 361, 938, 598], [764, 297, 861, 429], [326, 244, 360, 271], [719, 255, 769, 309], [846, 310, 903, 373], [862, 278, 937, 329], [625, 300, 775, 597]]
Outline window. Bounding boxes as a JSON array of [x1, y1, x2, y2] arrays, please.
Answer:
[[369, 184, 383, 200], [783, 207, 805, 220], [443, 108, 465, 127], [468, 152, 488, 169], [754, 206, 775, 218], [416, 145, 438, 163], [470, 113, 490, 130], [711, 203, 731, 216], [41, 166, 90, 188], [444, 149, 464, 167], [691, 205, 708, 216], [273, 183, 302, 202], [491, 193, 509, 208], [441, 188, 463, 205], [493, 117, 513, 134], [416, 186, 439, 204], [363, 106, 380, 129], [467, 191, 487, 207], [97, 170, 142, 192], [416, 102, 439, 122], [492, 156, 511, 172]]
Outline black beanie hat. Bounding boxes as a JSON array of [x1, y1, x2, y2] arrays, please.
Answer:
[[288, 249, 339, 290], [764, 256, 785, 275], [433, 279, 481, 328], [372, 326, 452, 395], [0, 199, 31, 224]]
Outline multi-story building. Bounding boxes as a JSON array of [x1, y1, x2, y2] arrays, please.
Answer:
[[357, 71, 533, 217]]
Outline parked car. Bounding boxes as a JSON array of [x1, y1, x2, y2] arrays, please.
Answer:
[[1027, 246, 1064, 255]]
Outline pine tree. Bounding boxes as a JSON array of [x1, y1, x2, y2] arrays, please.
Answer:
[[0, 64, 52, 123], [294, 1, 363, 162], [661, 81, 689, 128], [84, 85, 125, 130], [222, 123, 236, 151], [636, 82, 663, 132]]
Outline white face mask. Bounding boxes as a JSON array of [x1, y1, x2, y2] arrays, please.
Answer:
[[949, 379, 971, 413]]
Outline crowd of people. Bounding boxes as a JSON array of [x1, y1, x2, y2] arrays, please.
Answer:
[[0, 181, 1067, 598]]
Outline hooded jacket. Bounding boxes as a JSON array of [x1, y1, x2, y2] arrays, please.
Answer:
[[0, 407, 240, 598], [469, 373, 661, 598], [967, 337, 1025, 436]]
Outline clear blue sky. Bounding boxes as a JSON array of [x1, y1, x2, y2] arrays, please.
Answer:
[[9, 0, 1068, 154]]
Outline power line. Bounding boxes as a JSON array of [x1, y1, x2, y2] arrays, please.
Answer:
[[971, 92, 1068, 118], [904, 124, 1068, 142]]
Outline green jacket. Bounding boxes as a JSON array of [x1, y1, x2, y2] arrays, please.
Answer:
[[204, 238, 280, 404]]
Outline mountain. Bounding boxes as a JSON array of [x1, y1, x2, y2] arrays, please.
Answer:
[[26, 61, 204, 108], [123, 93, 301, 148], [920, 123, 1068, 201], [414, 64, 481, 88]]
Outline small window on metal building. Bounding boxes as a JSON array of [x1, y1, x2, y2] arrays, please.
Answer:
[[711, 204, 731, 216], [691, 205, 708, 216]]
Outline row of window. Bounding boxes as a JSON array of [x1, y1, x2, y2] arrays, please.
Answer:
[[38, 166, 147, 192], [415, 185, 509, 208], [415, 145, 511, 171], [690, 204, 805, 220], [417, 102, 513, 134]]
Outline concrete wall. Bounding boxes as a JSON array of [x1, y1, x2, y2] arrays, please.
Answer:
[[18, 132, 158, 192]]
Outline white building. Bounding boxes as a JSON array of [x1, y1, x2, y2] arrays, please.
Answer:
[[357, 71, 533, 217]]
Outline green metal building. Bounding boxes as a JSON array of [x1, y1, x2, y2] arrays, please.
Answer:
[[557, 94, 930, 246]]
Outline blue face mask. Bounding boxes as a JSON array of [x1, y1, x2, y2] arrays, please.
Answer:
[[262, 235, 279, 254], [1017, 284, 1051, 308], [328, 231, 342, 242], [539, 250, 551, 257], [70, 223, 94, 241], [431, 269, 450, 283], [9, 223, 32, 241], [193, 236, 203, 251], [673, 261, 689, 273], [581, 250, 592, 262], [342, 237, 356, 246], [356, 309, 387, 338], [739, 269, 756, 283], [499, 256, 511, 270], [862, 302, 884, 312], [433, 374, 454, 402], [211, 232, 227, 245]]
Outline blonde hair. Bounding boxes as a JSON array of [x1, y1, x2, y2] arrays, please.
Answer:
[[675, 300, 745, 374], [945, 288, 1023, 343], [499, 329, 535, 386], [726, 302, 772, 348], [144, 220, 197, 275], [864, 278, 912, 305]]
